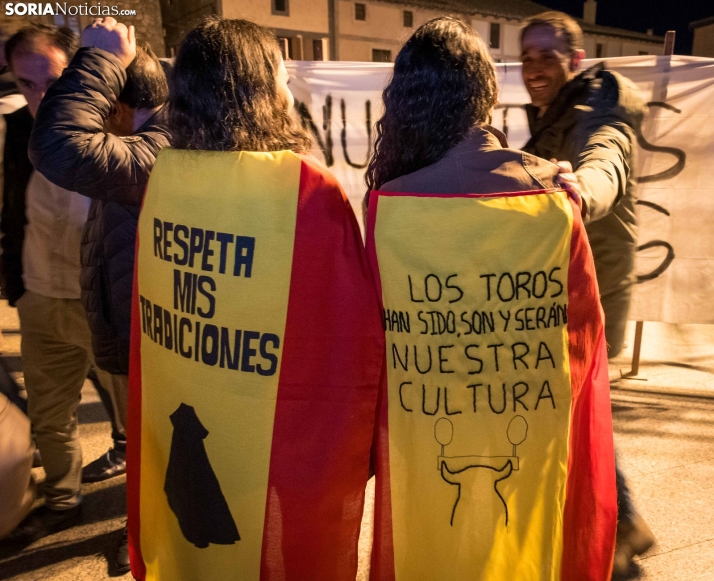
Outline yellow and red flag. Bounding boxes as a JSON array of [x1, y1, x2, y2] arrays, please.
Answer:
[[127, 150, 383, 581], [366, 189, 617, 581]]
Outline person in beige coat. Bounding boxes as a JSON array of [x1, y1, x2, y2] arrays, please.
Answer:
[[0, 393, 35, 539]]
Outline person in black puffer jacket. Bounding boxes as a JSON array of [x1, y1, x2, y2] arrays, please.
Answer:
[[30, 25, 169, 377], [28, 19, 169, 572], [1, 104, 32, 308]]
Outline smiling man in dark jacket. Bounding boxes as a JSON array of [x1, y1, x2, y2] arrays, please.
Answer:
[[28, 17, 169, 571], [519, 12, 651, 579], [520, 11, 644, 360]]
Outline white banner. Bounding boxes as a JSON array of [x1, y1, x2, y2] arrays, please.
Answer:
[[287, 56, 714, 325]]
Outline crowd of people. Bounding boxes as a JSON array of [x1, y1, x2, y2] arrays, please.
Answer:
[[0, 9, 653, 580]]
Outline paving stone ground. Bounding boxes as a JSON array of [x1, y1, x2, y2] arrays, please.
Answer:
[[1, 307, 713, 580]]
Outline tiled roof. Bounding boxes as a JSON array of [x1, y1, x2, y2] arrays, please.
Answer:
[[690, 16, 714, 29], [378, 0, 552, 19], [581, 22, 664, 43]]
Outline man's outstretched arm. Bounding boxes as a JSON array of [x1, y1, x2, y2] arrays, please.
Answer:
[[574, 119, 634, 224], [29, 19, 169, 206]]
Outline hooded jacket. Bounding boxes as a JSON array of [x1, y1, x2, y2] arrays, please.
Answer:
[[523, 64, 645, 355], [29, 47, 170, 375]]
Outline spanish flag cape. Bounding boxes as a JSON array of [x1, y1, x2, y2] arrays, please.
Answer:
[[127, 150, 383, 581], [366, 189, 617, 581]]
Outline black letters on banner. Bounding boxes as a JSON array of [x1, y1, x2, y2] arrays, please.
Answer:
[[381, 261, 569, 418], [143, 216, 281, 376]]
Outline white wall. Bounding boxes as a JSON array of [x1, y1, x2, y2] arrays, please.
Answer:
[[222, 0, 328, 34], [583, 38, 596, 58], [338, 0, 459, 44], [225, 0, 664, 63], [471, 18, 488, 42], [584, 34, 662, 59], [339, 38, 401, 61], [605, 41, 622, 57], [693, 24, 714, 57], [503, 23, 520, 61]]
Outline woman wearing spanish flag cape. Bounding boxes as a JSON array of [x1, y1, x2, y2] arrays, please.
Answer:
[[365, 17, 617, 581], [127, 18, 383, 581]]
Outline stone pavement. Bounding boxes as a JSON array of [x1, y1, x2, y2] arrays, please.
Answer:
[[0, 301, 127, 581], [0, 305, 713, 580], [607, 322, 714, 581]]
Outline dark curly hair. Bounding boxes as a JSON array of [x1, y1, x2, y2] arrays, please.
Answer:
[[365, 17, 497, 195], [168, 17, 311, 152], [119, 41, 168, 110]]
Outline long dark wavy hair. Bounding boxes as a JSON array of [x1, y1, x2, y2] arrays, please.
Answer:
[[365, 17, 498, 194], [168, 18, 311, 152]]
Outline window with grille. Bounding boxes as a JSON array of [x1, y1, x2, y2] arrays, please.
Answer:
[[355, 3, 366, 20], [403, 10, 413, 27], [273, 0, 289, 15], [372, 49, 391, 62], [489, 22, 501, 49], [313, 39, 325, 61], [277, 37, 292, 60]]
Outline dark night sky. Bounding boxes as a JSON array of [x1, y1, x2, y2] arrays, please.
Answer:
[[532, 0, 712, 55]]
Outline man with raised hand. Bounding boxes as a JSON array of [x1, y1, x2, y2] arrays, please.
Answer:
[[519, 11, 652, 578], [28, 17, 169, 571], [1, 23, 101, 543]]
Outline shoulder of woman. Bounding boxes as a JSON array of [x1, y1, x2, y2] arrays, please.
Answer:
[[520, 151, 559, 189], [297, 153, 339, 184], [378, 176, 404, 193], [296, 153, 353, 204]]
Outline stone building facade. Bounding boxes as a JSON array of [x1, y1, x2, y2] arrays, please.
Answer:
[[334, 0, 662, 62], [161, 0, 216, 57], [691, 17, 714, 58], [160, 0, 663, 62], [0, 0, 666, 65], [0, 0, 165, 57]]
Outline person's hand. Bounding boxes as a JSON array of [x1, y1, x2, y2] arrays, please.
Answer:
[[82, 17, 136, 69], [551, 159, 585, 218]]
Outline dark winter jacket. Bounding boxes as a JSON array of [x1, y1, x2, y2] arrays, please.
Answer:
[[0, 106, 33, 306], [523, 63, 645, 304], [29, 48, 170, 375]]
